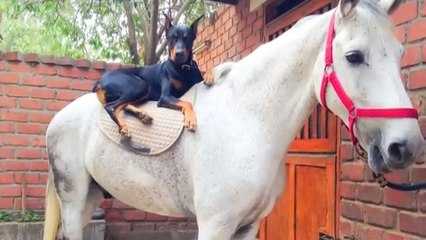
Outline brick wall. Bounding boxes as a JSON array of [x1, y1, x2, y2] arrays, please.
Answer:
[[339, 1, 426, 239], [0, 52, 196, 235]]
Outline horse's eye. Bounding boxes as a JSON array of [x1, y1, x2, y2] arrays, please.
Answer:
[[345, 51, 364, 64]]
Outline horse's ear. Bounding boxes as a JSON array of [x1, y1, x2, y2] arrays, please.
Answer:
[[190, 15, 204, 37], [163, 12, 173, 33], [377, 0, 402, 14], [339, 0, 360, 17]]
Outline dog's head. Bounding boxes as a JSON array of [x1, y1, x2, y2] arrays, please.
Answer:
[[164, 14, 204, 64]]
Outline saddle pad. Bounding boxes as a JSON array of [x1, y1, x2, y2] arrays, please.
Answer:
[[97, 86, 197, 156]]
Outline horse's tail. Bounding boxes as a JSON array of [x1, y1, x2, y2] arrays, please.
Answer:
[[212, 61, 235, 85], [43, 170, 61, 240]]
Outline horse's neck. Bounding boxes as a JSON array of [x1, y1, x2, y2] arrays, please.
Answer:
[[224, 12, 331, 150]]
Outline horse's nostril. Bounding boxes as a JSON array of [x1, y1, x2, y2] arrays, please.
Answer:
[[176, 51, 184, 56], [387, 142, 407, 162]]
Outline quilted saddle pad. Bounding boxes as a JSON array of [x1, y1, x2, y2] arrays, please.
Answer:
[[97, 86, 197, 156]]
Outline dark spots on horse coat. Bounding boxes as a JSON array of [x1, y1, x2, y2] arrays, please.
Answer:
[[48, 137, 73, 196]]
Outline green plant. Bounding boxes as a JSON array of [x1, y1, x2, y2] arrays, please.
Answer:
[[0, 210, 44, 223]]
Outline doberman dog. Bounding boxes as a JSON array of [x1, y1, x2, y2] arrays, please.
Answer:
[[92, 14, 205, 140]]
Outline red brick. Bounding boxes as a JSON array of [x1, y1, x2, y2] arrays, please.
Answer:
[[45, 100, 69, 111], [3, 134, 30, 146], [356, 184, 381, 203], [39, 173, 48, 184], [100, 199, 113, 209], [340, 181, 356, 200], [393, 25, 405, 43], [123, 210, 146, 221], [341, 162, 364, 181], [14, 198, 44, 210], [383, 188, 417, 210], [407, 19, 426, 43], [383, 232, 406, 240], [420, 191, 426, 212], [30, 112, 53, 123], [107, 63, 122, 70], [112, 200, 132, 209], [7, 86, 30, 97], [16, 148, 42, 159], [17, 123, 42, 134], [30, 160, 48, 171], [0, 148, 14, 159], [401, 45, 421, 67], [8, 62, 33, 73], [26, 186, 45, 197], [365, 205, 396, 228], [410, 166, 426, 184], [5, 51, 23, 61], [0, 110, 28, 122], [14, 172, 39, 184], [0, 197, 14, 209], [399, 212, 426, 236], [31, 88, 56, 99], [408, 69, 426, 90], [83, 69, 103, 80], [41, 55, 56, 64], [92, 61, 107, 70], [58, 67, 81, 78], [46, 78, 71, 89], [19, 99, 43, 110], [23, 76, 46, 86], [71, 80, 93, 91], [0, 123, 15, 133], [0, 173, 14, 184], [341, 142, 354, 161], [105, 210, 123, 221], [56, 57, 75, 66], [391, 0, 418, 25], [0, 73, 20, 84], [75, 59, 91, 68], [56, 90, 81, 101], [423, 45, 426, 63], [4, 161, 30, 171], [339, 218, 355, 237], [0, 186, 21, 197], [0, 97, 17, 108], [35, 65, 57, 75], [355, 225, 383, 240], [385, 169, 409, 183], [168, 216, 188, 222], [340, 200, 363, 221], [146, 212, 168, 221], [24, 53, 40, 63], [31, 137, 46, 148]]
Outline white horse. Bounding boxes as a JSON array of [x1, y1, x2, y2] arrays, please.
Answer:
[[43, 0, 423, 239]]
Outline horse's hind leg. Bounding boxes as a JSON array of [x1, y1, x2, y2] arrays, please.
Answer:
[[196, 217, 238, 240], [232, 221, 260, 240]]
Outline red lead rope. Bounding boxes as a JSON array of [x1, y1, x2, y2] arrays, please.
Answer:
[[320, 11, 419, 145]]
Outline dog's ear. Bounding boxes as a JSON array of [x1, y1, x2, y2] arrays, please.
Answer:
[[190, 15, 204, 37], [163, 12, 173, 33]]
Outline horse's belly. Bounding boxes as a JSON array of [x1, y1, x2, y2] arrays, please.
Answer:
[[85, 135, 193, 218]]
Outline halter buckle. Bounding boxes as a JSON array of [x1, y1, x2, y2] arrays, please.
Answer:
[[324, 65, 334, 74], [181, 64, 191, 70]]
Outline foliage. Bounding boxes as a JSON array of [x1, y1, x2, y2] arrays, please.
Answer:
[[0, 0, 219, 64], [0, 211, 44, 223]]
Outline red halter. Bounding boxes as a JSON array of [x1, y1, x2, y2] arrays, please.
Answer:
[[320, 11, 419, 145]]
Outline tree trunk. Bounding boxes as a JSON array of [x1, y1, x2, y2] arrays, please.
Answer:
[[121, 0, 139, 64]]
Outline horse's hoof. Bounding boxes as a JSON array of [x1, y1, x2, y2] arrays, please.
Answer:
[[139, 113, 153, 124]]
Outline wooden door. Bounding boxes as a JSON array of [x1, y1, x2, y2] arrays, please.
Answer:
[[259, 1, 339, 239]]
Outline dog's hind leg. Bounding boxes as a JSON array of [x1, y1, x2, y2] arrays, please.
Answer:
[[125, 104, 153, 124], [104, 101, 131, 139]]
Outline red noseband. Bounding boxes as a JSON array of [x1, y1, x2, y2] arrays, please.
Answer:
[[320, 11, 418, 145]]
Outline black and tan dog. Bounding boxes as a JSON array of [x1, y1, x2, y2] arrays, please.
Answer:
[[92, 15, 206, 139]]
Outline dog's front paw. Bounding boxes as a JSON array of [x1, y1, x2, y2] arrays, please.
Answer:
[[203, 71, 214, 86]]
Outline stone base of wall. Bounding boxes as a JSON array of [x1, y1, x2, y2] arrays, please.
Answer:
[[0, 220, 105, 240]]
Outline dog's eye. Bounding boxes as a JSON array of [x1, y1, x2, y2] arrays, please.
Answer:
[[345, 50, 364, 65]]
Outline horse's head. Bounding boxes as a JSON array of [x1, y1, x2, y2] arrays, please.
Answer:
[[314, 0, 423, 173]]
